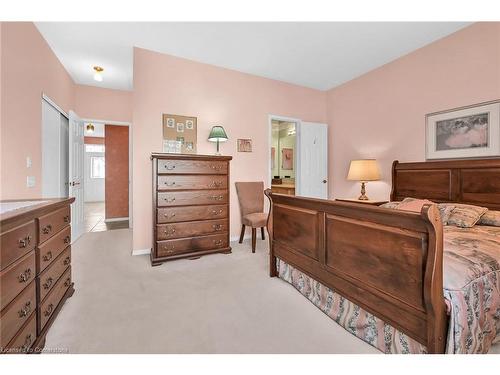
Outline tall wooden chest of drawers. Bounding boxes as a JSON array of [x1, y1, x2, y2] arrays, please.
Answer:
[[0, 198, 74, 354], [151, 153, 232, 266]]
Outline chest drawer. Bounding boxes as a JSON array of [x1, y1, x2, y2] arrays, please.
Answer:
[[38, 206, 71, 244], [0, 252, 36, 311], [3, 312, 36, 354], [39, 267, 71, 332], [0, 220, 36, 271], [158, 190, 228, 207], [157, 175, 227, 191], [157, 205, 228, 223], [157, 233, 228, 257], [36, 225, 71, 274], [0, 280, 36, 347], [157, 219, 228, 240], [158, 159, 227, 175], [38, 247, 71, 303]]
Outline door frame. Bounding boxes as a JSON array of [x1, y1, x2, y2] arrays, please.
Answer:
[[268, 114, 302, 195], [81, 118, 133, 229]]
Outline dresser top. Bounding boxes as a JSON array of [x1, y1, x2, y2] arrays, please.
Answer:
[[151, 153, 232, 161], [0, 197, 74, 227]]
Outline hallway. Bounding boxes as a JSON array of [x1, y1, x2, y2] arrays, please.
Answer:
[[84, 202, 129, 232]]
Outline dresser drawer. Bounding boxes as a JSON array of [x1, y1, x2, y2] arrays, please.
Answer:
[[157, 219, 228, 240], [0, 280, 36, 348], [157, 234, 228, 257], [37, 247, 71, 303], [157, 159, 227, 175], [157, 190, 228, 207], [0, 220, 36, 271], [3, 312, 36, 354], [39, 267, 71, 333], [157, 205, 228, 223], [0, 252, 36, 311], [38, 206, 70, 244], [36, 226, 71, 274], [157, 175, 227, 191]]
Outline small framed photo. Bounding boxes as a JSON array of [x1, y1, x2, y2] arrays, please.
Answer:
[[176, 136, 185, 145], [426, 100, 500, 160], [237, 139, 252, 152], [186, 141, 194, 151], [185, 120, 194, 130], [163, 140, 182, 153], [176, 123, 185, 133], [166, 118, 175, 128]]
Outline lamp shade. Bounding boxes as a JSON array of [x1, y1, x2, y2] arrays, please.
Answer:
[[208, 126, 228, 142], [347, 159, 381, 181]]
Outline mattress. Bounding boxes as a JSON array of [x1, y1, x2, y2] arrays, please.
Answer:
[[277, 225, 500, 354]]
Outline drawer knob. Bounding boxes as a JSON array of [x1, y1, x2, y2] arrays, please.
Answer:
[[42, 224, 53, 234], [18, 268, 32, 283], [164, 228, 176, 236], [163, 212, 176, 218], [211, 164, 223, 170], [164, 197, 176, 203], [210, 195, 224, 201], [211, 209, 223, 216], [18, 301, 31, 318], [212, 224, 223, 231], [21, 333, 33, 352], [213, 239, 224, 247], [63, 235, 71, 244], [164, 181, 176, 186], [43, 251, 53, 262], [164, 164, 176, 170], [210, 181, 223, 188], [164, 246, 175, 254], [44, 303, 54, 317], [64, 278, 71, 288], [18, 235, 31, 248], [63, 215, 70, 223], [43, 277, 54, 290], [63, 256, 71, 266]]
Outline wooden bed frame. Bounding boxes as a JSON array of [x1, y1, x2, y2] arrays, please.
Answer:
[[265, 158, 500, 354]]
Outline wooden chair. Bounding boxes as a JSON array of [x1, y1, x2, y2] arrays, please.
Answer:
[[235, 181, 267, 253]]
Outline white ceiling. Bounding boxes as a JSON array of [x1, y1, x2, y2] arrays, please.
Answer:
[[35, 22, 470, 91]]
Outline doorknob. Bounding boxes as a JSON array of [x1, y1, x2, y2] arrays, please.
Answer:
[[70, 182, 81, 186], [322, 180, 327, 183]]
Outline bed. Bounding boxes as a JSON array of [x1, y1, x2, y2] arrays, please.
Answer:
[[265, 158, 500, 354]]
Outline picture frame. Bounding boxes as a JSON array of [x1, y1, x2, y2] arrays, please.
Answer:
[[426, 100, 500, 160], [237, 138, 252, 152], [162, 114, 197, 154]]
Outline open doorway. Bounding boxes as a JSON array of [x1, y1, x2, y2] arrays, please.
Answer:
[[83, 121, 130, 232]]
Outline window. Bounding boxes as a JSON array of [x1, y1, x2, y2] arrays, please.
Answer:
[[90, 156, 105, 179], [85, 144, 105, 153]]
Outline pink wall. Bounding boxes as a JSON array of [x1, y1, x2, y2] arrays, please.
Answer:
[[326, 22, 500, 201], [75, 84, 132, 123], [0, 22, 133, 199], [132, 47, 327, 251], [1, 22, 74, 199]]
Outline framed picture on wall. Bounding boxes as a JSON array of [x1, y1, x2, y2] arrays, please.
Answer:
[[282, 148, 293, 170], [426, 100, 500, 160], [237, 139, 252, 152], [162, 114, 197, 154]]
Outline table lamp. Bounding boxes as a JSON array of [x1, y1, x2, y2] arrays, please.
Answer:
[[208, 126, 228, 155], [347, 159, 381, 200]]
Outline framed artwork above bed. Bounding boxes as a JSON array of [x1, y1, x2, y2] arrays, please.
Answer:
[[426, 100, 500, 160]]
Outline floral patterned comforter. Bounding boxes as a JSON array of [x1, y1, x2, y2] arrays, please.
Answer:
[[277, 225, 500, 354]]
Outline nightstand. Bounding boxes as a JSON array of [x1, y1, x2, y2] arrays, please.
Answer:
[[335, 198, 388, 206]]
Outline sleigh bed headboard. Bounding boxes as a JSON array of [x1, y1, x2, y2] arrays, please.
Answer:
[[391, 158, 500, 211]]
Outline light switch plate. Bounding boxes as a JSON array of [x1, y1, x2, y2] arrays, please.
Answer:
[[26, 176, 35, 188], [26, 156, 32, 168]]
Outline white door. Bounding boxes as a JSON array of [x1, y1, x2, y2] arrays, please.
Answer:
[[296, 122, 328, 199], [69, 110, 85, 242]]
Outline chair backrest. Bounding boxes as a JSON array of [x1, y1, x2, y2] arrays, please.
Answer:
[[235, 182, 265, 218]]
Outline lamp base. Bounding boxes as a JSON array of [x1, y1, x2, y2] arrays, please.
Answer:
[[358, 182, 369, 200]]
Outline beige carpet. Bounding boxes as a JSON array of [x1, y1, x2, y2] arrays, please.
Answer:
[[44, 229, 500, 354]]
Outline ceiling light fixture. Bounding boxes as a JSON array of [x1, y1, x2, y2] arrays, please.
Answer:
[[93, 66, 104, 82], [86, 123, 95, 133]]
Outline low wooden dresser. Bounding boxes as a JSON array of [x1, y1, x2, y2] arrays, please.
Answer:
[[151, 153, 232, 266], [0, 198, 75, 354]]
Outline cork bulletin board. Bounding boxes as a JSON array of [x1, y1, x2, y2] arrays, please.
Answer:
[[162, 114, 197, 154]]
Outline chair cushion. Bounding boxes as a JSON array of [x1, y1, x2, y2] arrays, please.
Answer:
[[242, 212, 268, 227]]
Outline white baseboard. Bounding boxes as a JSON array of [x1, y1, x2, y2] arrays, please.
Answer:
[[132, 248, 151, 256], [105, 217, 129, 223]]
